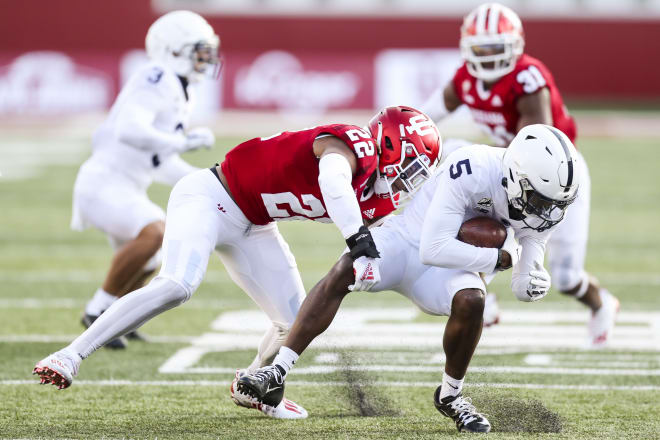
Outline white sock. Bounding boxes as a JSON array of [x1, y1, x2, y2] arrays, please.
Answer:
[[439, 372, 464, 400], [85, 288, 118, 316], [272, 346, 299, 378]]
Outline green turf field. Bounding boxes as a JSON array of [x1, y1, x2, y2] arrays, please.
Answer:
[[1, 128, 659, 439]]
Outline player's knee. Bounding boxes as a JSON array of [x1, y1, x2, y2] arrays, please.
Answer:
[[552, 265, 585, 294], [139, 221, 166, 254], [151, 276, 193, 306], [451, 288, 485, 320]]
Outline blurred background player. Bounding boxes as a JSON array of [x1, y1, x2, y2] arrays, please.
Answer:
[[70, 11, 219, 348], [34, 106, 440, 419], [421, 2, 618, 348], [237, 124, 580, 433]]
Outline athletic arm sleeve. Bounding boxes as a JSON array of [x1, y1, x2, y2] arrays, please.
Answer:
[[510, 234, 549, 300], [115, 89, 186, 154], [419, 171, 499, 272], [318, 153, 364, 239], [152, 154, 199, 186]]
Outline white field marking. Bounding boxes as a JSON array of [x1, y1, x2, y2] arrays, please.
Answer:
[[4, 379, 660, 392], [159, 307, 660, 374], [160, 365, 660, 377], [524, 353, 659, 368], [2, 270, 660, 286], [0, 335, 195, 343]]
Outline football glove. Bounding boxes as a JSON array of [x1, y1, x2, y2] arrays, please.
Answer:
[[525, 262, 551, 302], [497, 226, 521, 270], [349, 256, 380, 292], [184, 127, 215, 151]]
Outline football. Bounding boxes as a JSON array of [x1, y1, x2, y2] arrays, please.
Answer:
[[457, 216, 507, 248]]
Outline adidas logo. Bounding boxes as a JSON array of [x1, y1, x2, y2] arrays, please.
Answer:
[[360, 263, 374, 281], [363, 208, 375, 219]]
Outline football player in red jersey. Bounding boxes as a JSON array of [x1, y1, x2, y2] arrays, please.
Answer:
[[33, 106, 441, 418], [421, 2, 618, 348]]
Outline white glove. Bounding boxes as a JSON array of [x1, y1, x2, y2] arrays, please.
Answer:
[[525, 262, 551, 302], [184, 127, 215, 152], [348, 256, 380, 292], [499, 227, 522, 270]]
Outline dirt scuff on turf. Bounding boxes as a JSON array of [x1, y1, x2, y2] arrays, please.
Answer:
[[334, 350, 401, 417], [476, 390, 563, 433]]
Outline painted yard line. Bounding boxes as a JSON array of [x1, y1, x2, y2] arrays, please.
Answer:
[[2, 270, 660, 286], [3, 379, 659, 391], [176, 365, 660, 376], [0, 335, 196, 343]]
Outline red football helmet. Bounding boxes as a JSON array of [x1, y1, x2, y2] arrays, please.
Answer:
[[460, 3, 524, 82], [367, 106, 442, 207]]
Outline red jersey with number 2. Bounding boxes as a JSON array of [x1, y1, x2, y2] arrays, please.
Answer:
[[452, 54, 576, 147], [221, 124, 392, 225]]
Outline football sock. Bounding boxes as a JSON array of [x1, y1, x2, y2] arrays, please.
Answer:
[[85, 288, 118, 316], [439, 372, 464, 400], [273, 346, 299, 378]]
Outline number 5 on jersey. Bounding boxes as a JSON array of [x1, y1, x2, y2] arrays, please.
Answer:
[[346, 128, 375, 158], [449, 159, 472, 179]]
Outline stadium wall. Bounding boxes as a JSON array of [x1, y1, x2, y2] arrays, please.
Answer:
[[1, 0, 659, 114]]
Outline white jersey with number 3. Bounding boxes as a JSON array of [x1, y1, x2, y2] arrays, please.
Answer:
[[87, 62, 193, 190]]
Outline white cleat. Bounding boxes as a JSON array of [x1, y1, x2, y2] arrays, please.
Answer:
[[587, 289, 620, 349], [230, 369, 308, 419], [32, 349, 81, 390], [483, 292, 500, 327]]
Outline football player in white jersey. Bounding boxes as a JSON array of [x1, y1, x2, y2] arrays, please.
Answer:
[[421, 3, 618, 348], [70, 11, 219, 348], [236, 125, 581, 433]]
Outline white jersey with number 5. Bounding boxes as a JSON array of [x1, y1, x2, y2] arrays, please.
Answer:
[[387, 144, 555, 298]]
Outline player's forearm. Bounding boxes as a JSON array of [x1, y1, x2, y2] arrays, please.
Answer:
[[510, 237, 548, 301], [419, 233, 498, 273], [117, 119, 186, 155], [318, 153, 363, 238]]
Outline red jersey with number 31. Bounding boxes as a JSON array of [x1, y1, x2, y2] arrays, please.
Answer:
[[221, 124, 393, 225], [452, 54, 576, 147]]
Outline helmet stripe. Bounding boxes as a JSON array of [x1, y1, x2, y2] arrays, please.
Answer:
[[547, 126, 574, 191], [488, 3, 501, 35], [476, 4, 488, 35]]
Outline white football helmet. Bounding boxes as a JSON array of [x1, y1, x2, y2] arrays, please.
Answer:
[[502, 124, 580, 232], [460, 3, 524, 82], [145, 10, 220, 82]]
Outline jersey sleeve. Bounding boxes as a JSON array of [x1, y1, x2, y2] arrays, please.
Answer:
[[115, 66, 186, 155], [510, 232, 550, 301], [419, 161, 499, 273], [451, 64, 468, 105], [317, 124, 378, 189], [511, 58, 551, 97]]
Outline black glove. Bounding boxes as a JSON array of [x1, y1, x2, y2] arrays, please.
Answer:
[[346, 226, 380, 260]]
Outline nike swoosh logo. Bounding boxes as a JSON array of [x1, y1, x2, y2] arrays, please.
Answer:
[[447, 383, 458, 390], [266, 385, 282, 394]]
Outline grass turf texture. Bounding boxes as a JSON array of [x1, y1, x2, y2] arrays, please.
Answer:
[[1, 131, 659, 439]]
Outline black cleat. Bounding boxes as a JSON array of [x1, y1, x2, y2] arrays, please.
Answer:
[[434, 386, 491, 433], [236, 365, 286, 407], [125, 329, 147, 341], [81, 313, 127, 349]]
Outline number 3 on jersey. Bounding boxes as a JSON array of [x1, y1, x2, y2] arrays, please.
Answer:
[[346, 128, 375, 158]]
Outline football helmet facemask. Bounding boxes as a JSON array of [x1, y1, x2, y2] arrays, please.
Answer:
[[145, 10, 220, 82], [460, 3, 524, 82], [368, 106, 442, 208], [502, 124, 580, 232]]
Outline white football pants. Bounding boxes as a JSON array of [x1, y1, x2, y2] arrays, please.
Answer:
[[369, 220, 486, 316], [68, 169, 305, 359]]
